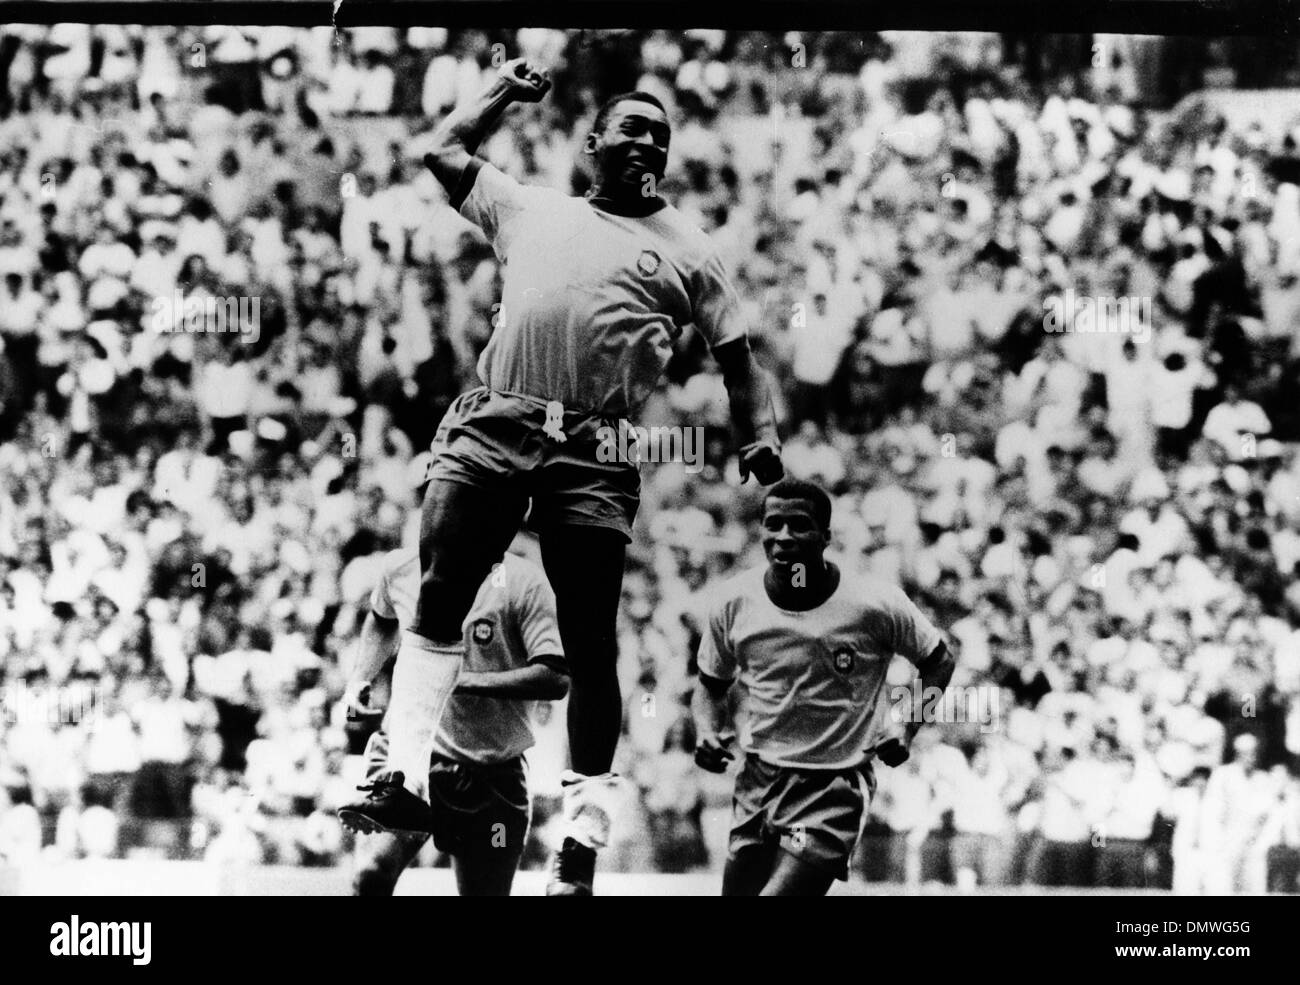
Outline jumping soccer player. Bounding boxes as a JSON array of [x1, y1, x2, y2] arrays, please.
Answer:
[[339, 57, 783, 895], [341, 537, 568, 896], [692, 479, 956, 896]]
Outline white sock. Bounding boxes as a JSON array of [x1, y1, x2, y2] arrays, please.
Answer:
[[558, 770, 626, 850], [385, 632, 463, 801]]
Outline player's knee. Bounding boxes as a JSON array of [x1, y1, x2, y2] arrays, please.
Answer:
[[557, 616, 619, 664], [416, 574, 478, 641], [566, 648, 620, 688]]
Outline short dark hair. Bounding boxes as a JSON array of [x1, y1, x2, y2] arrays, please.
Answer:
[[592, 91, 669, 135], [764, 478, 832, 534]]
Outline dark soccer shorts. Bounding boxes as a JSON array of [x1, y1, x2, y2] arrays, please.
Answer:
[[728, 754, 877, 881], [363, 731, 530, 857], [427, 386, 641, 542]]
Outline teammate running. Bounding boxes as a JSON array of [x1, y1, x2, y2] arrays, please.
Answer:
[[341, 537, 567, 896], [693, 479, 957, 896], [340, 57, 783, 895]]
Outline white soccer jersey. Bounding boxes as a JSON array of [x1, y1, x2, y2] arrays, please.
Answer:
[[697, 566, 944, 770], [458, 163, 745, 418], [369, 549, 564, 764]]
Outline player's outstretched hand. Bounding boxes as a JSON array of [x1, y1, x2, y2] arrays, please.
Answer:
[[694, 733, 736, 773], [498, 58, 552, 103], [738, 441, 784, 485], [873, 736, 911, 768]]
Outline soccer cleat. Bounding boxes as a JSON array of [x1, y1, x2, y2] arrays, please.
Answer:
[[337, 771, 434, 836], [546, 837, 597, 896]]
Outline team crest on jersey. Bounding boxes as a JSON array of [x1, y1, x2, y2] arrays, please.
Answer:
[[832, 648, 855, 674], [472, 619, 494, 645], [637, 250, 661, 277]]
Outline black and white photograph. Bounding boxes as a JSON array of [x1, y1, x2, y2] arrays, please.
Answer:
[[0, 3, 1295, 939]]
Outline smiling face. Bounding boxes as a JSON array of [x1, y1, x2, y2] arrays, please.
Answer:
[[585, 99, 671, 199], [761, 496, 830, 574]]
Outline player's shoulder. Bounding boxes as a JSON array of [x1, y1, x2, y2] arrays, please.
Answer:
[[652, 201, 721, 265], [474, 161, 569, 207], [497, 551, 549, 594], [700, 564, 766, 610], [841, 570, 916, 613]]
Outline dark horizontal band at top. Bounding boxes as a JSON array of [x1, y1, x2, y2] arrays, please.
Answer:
[[0, 0, 1296, 37]]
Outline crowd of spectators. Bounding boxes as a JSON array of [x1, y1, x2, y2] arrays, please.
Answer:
[[1, 25, 1299, 892]]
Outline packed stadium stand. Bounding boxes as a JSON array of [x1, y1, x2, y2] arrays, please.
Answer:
[[0, 26, 1298, 892]]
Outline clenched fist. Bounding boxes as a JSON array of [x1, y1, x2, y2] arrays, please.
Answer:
[[497, 58, 552, 103], [738, 440, 784, 485], [694, 733, 736, 774], [873, 736, 911, 768]]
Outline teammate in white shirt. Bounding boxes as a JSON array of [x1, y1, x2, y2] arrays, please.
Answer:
[[692, 479, 956, 895], [340, 536, 567, 896]]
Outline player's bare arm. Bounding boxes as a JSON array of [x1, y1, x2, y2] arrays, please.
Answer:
[[875, 640, 957, 767], [344, 608, 400, 711], [691, 672, 736, 773], [422, 58, 550, 205], [456, 663, 569, 700], [713, 337, 784, 485]]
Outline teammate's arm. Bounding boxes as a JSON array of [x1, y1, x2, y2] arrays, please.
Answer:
[[456, 664, 569, 700], [423, 58, 550, 208], [875, 640, 957, 767], [340, 607, 399, 751], [691, 672, 736, 773], [905, 640, 956, 743], [345, 609, 401, 704], [455, 562, 569, 699], [692, 595, 739, 772], [713, 337, 784, 485]]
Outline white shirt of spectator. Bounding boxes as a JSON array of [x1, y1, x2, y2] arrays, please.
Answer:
[[950, 756, 1013, 835], [1202, 398, 1271, 461], [197, 359, 253, 420], [792, 287, 861, 386], [1039, 756, 1108, 842], [1201, 762, 1281, 848], [1149, 353, 1209, 430]]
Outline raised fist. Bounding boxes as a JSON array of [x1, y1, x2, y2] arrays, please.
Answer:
[[738, 440, 784, 486], [498, 58, 551, 103]]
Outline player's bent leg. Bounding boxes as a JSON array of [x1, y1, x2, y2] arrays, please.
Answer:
[[721, 843, 779, 896], [760, 763, 865, 896], [759, 848, 837, 897], [352, 832, 427, 896], [378, 476, 528, 818], [339, 728, 439, 837], [444, 758, 531, 896], [415, 475, 529, 642]]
